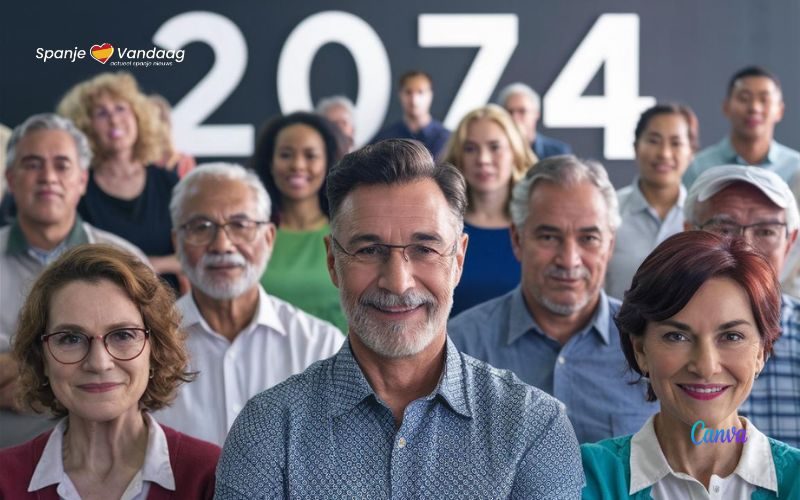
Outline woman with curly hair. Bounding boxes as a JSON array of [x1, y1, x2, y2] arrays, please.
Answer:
[[57, 72, 182, 290], [0, 244, 219, 499], [251, 112, 347, 332], [442, 104, 538, 315]]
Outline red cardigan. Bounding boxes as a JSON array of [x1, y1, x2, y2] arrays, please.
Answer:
[[0, 423, 220, 499]]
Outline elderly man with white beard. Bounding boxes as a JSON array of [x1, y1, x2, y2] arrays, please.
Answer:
[[153, 163, 343, 446], [215, 140, 583, 499], [449, 155, 658, 444]]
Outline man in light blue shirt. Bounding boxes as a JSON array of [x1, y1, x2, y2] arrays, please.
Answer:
[[449, 156, 658, 443], [683, 66, 800, 189], [216, 140, 583, 498]]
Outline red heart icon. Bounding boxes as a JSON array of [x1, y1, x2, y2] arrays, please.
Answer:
[[90, 43, 114, 64]]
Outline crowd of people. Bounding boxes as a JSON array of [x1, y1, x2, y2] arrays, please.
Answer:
[[0, 64, 798, 499]]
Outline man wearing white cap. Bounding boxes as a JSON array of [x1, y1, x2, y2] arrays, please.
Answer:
[[684, 164, 800, 447]]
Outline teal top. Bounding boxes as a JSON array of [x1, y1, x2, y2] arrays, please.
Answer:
[[260, 225, 347, 333], [581, 434, 800, 499]]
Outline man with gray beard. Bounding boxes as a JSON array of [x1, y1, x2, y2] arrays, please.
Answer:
[[153, 163, 343, 446], [216, 140, 583, 499], [449, 155, 658, 443]]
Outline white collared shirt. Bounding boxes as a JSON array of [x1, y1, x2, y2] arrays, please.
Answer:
[[28, 413, 175, 499], [153, 286, 344, 445], [629, 415, 778, 499]]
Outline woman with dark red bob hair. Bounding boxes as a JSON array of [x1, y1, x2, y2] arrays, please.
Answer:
[[581, 231, 800, 499]]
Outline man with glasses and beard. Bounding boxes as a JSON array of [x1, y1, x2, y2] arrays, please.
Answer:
[[215, 140, 583, 498], [153, 163, 343, 446], [449, 155, 658, 444]]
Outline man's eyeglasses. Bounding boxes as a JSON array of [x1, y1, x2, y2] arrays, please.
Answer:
[[330, 236, 457, 266], [699, 220, 788, 249], [179, 218, 269, 246], [41, 328, 150, 364]]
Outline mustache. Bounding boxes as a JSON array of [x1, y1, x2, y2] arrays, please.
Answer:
[[545, 266, 589, 280], [360, 289, 436, 310], [200, 253, 247, 268]]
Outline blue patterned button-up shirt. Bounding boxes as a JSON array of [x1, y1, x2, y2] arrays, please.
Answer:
[[215, 338, 584, 499], [739, 294, 800, 448]]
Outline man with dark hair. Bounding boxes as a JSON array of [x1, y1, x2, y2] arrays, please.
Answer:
[[216, 139, 583, 498], [683, 66, 800, 188], [371, 71, 451, 158]]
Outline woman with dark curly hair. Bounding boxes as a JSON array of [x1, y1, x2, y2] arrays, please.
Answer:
[[251, 112, 347, 332], [0, 244, 219, 499]]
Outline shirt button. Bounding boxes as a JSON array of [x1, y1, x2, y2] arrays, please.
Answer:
[[713, 485, 720, 493], [397, 437, 407, 448], [557, 356, 566, 365]]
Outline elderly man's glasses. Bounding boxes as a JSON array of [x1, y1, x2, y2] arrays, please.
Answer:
[[699, 220, 788, 249], [41, 328, 150, 364], [179, 218, 269, 246], [331, 236, 457, 266]]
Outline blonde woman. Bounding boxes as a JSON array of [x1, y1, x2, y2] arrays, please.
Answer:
[[58, 72, 183, 290], [442, 104, 537, 315]]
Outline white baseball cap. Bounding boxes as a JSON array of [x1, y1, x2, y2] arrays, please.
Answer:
[[684, 164, 800, 232]]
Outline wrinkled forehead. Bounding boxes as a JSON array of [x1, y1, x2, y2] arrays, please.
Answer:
[[505, 92, 536, 111], [334, 181, 458, 243], [182, 177, 258, 219], [702, 182, 786, 221]]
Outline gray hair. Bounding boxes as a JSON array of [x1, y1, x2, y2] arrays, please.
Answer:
[[170, 162, 272, 227], [316, 95, 355, 116], [510, 155, 620, 231], [497, 82, 540, 111], [6, 113, 93, 171]]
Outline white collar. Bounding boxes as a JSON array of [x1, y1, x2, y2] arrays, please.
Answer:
[[28, 413, 175, 495], [179, 285, 287, 338], [629, 415, 777, 495]]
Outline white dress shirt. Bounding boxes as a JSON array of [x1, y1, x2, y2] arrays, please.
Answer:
[[629, 415, 778, 499], [154, 286, 344, 445], [28, 413, 174, 499]]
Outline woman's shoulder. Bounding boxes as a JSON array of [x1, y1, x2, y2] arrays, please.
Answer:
[[0, 431, 54, 497], [160, 424, 221, 463], [581, 435, 633, 465], [768, 437, 800, 497], [580, 436, 639, 499]]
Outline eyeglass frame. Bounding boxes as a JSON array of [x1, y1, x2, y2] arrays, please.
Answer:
[[178, 217, 270, 246], [41, 327, 151, 364], [330, 235, 459, 264], [697, 219, 788, 240]]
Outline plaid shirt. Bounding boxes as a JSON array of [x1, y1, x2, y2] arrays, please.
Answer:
[[739, 294, 800, 448]]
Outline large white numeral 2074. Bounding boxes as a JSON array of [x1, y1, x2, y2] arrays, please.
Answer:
[[543, 14, 655, 159], [155, 11, 651, 159]]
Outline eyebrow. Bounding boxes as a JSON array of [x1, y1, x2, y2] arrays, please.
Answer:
[[704, 215, 785, 225], [49, 321, 145, 333], [534, 224, 602, 233], [347, 232, 444, 246], [655, 319, 752, 331]]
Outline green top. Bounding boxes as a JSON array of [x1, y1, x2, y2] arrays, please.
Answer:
[[580, 434, 800, 499], [260, 224, 347, 333]]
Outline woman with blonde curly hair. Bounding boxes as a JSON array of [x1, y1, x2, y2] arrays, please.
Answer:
[[57, 72, 183, 290], [442, 104, 538, 315], [0, 244, 219, 499]]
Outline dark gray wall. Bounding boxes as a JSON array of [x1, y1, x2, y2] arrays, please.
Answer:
[[2, 0, 798, 187]]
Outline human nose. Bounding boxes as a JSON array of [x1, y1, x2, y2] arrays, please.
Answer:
[[555, 237, 582, 268], [478, 146, 492, 165], [36, 162, 59, 184], [82, 337, 115, 371], [207, 223, 236, 252], [688, 340, 722, 380], [377, 248, 416, 295]]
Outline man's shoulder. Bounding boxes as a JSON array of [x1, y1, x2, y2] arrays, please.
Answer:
[[267, 293, 344, 339], [781, 294, 800, 329], [537, 133, 572, 155], [448, 292, 512, 339], [692, 138, 729, 166], [0, 225, 10, 250], [83, 223, 148, 261]]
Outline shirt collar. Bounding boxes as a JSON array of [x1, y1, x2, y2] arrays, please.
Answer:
[[29, 413, 175, 494], [180, 285, 287, 337], [721, 136, 779, 166], [507, 286, 612, 345], [627, 178, 687, 214], [329, 337, 471, 419], [6, 214, 87, 256], [629, 415, 777, 495]]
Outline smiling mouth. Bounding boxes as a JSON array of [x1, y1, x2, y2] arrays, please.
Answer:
[[371, 304, 424, 316], [678, 384, 730, 400], [78, 383, 121, 393]]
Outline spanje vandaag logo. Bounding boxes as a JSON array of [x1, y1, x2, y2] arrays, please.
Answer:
[[36, 42, 184, 67]]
